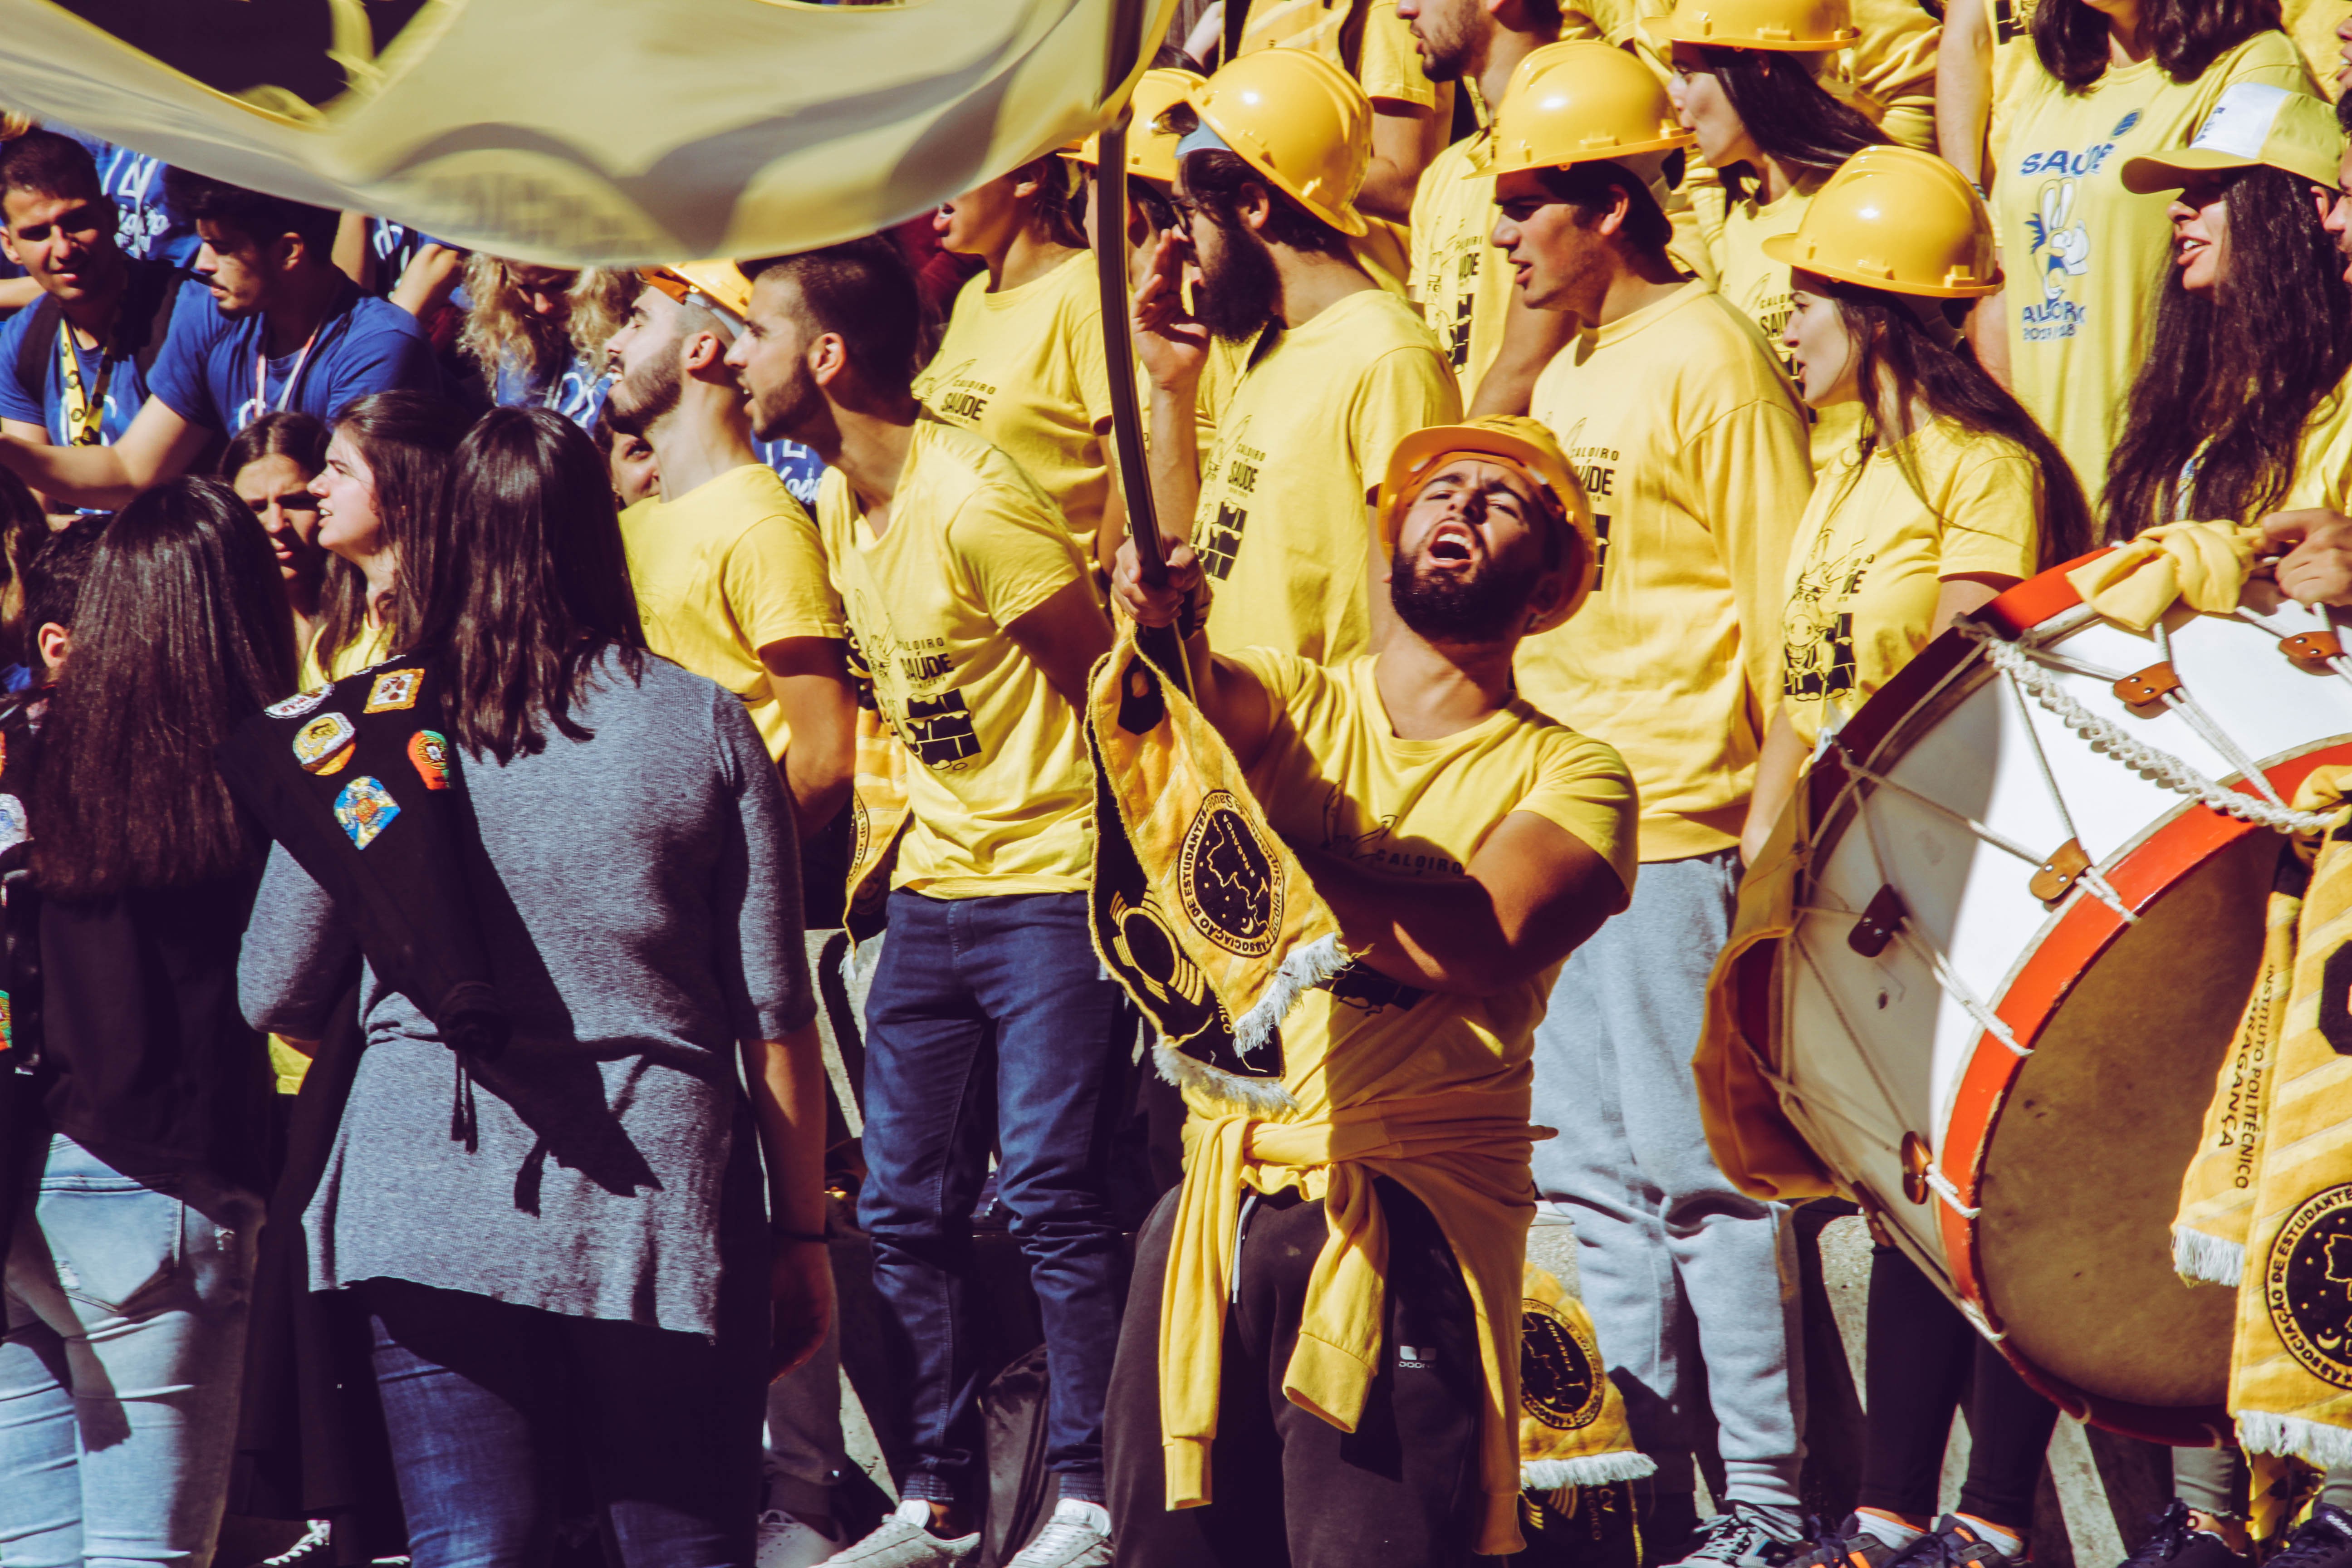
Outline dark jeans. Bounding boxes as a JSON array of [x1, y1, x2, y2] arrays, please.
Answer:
[[363, 1278, 764, 1568], [858, 889, 1134, 1506], [1855, 1245, 2058, 1530], [1106, 1182, 1483, 1568]]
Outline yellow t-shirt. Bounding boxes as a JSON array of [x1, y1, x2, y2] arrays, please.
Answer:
[[1847, 0, 1941, 152], [914, 252, 1115, 561], [1988, 0, 2043, 169], [1219, 651, 1639, 1121], [1522, 280, 1812, 861], [1192, 288, 1461, 663], [815, 419, 1095, 897], [1715, 181, 1865, 471], [619, 463, 846, 763], [2287, 0, 2352, 98], [2279, 376, 2352, 510], [1237, 0, 1436, 107], [1408, 129, 1511, 404], [1993, 31, 2315, 490], [1776, 421, 2044, 744], [298, 617, 391, 694]]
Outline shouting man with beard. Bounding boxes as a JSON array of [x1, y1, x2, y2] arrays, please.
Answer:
[[1103, 416, 1637, 1565], [603, 263, 856, 855], [1136, 48, 1458, 666]]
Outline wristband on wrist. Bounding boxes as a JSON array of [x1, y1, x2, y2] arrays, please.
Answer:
[[769, 1225, 828, 1245]]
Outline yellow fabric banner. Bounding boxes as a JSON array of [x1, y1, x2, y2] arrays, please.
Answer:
[[843, 708, 911, 943], [1084, 630, 1349, 1110], [1517, 1264, 1654, 1490], [0, 0, 1174, 265], [2232, 768, 2352, 1467]]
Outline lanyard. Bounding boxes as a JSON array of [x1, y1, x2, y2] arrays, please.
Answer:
[[54, 323, 112, 447], [241, 322, 324, 431]]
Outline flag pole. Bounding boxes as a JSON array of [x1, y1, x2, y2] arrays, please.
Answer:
[[1095, 111, 1195, 696]]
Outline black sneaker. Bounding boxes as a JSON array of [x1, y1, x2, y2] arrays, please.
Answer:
[[2115, 1500, 2253, 1568], [1663, 1504, 1804, 1568], [1783, 1520, 1911, 1568], [2270, 1504, 2352, 1568], [1892, 1517, 2024, 1568]]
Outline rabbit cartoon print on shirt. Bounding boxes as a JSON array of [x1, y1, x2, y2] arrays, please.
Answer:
[[2027, 180, 2092, 304]]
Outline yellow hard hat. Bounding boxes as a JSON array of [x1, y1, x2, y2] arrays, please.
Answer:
[[2120, 82, 2347, 194], [1484, 42, 1696, 179], [1186, 49, 1371, 238], [1760, 145, 2002, 298], [640, 260, 754, 326], [1071, 68, 1206, 187], [1651, 0, 1858, 51], [1375, 417, 1598, 631]]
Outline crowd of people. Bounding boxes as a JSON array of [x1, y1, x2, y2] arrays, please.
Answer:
[[8, 0, 2352, 1567]]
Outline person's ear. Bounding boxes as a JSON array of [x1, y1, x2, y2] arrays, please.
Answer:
[[271, 231, 304, 274], [36, 622, 69, 673], [807, 331, 848, 390], [0, 230, 18, 269], [1593, 184, 1634, 240], [681, 328, 727, 375], [1238, 181, 1275, 235]]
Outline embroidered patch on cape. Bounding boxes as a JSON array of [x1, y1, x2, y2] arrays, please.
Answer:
[[408, 730, 451, 791], [294, 712, 358, 775], [333, 775, 401, 849], [364, 669, 424, 713]]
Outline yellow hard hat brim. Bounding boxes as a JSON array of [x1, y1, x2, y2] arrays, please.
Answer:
[[2117, 144, 2342, 194], [1375, 425, 1597, 629], [1760, 230, 2004, 298], [1642, 15, 1857, 49], [1480, 128, 1696, 179], [1191, 93, 1371, 237]]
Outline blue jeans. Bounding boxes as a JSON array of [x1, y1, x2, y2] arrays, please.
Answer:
[[0, 1134, 264, 1568], [363, 1278, 763, 1568], [858, 890, 1133, 1507]]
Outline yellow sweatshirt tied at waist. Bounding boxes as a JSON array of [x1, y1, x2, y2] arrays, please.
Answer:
[[1160, 1086, 1539, 1557]]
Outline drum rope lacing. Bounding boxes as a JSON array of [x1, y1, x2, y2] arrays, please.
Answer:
[[1953, 620, 2338, 837]]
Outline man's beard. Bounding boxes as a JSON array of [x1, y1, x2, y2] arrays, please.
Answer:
[[1195, 220, 1282, 343], [748, 363, 824, 445], [603, 352, 682, 437], [1389, 543, 1534, 645], [1413, 6, 1478, 83]]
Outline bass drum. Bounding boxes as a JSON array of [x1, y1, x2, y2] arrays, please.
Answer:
[[1773, 560, 2352, 1442]]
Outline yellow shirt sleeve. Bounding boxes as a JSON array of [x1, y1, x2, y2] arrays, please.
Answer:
[[2286, 379, 2352, 511], [721, 505, 848, 652], [1938, 446, 2048, 581], [1680, 396, 1814, 728], [948, 474, 1091, 629], [1511, 731, 1641, 900], [1352, 343, 1466, 494]]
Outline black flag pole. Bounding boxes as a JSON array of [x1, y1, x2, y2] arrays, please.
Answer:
[[1095, 111, 1195, 696]]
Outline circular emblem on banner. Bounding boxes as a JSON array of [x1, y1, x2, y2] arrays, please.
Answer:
[[850, 789, 871, 869], [1176, 791, 1280, 957], [1520, 1299, 1606, 1431], [2266, 1182, 2352, 1390]]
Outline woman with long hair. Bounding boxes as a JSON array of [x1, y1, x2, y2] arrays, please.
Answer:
[[915, 155, 1128, 573], [1740, 148, 2084, 1568], [304, 391, 471, 688], [1987, 0, 2309, 488], [0, 476, 295, 1568], [1662, 0, 1885, 407], [2105, 87, 2352, 538], [224, 410, 332, 657], [240, 408, 829, 1568], [457, 256, 636, 431]]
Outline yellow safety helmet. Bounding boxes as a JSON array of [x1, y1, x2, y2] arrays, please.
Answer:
[[639, 260, 754, 326], [1071, 68, 1206, 187], [1760, 145, 2002, 297], [1185, 49, 1371, 237], [1375, 417, 1598, 632], [1651, 0, 1858, 51], [1484, 41, 1696, 179]]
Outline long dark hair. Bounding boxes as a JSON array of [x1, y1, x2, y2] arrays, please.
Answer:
[[2032, 0, 2283, 89], [221, 409, 329, 483], [312, 392, 471, 674], [0, 466, 45, 666], [29, 478, 295, 901], [2105, 165, 2352, 539], [1694, 48, 1883, 206], [1821, 278, 2097, 569], [416, 407, 647, 763]]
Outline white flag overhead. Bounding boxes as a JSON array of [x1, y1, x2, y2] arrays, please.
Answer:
[[0, 0, 1172, 264]]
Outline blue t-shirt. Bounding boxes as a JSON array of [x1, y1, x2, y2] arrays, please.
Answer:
[[366, 219, 465, 302], [759, 439, 826, 509], [62, 133, 201, 268], [0, 268, 205, 447], [493, 349, 609, 431], [149, 282, 441, 434]]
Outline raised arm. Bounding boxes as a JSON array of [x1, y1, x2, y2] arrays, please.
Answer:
[[0, 394, 210, 508]]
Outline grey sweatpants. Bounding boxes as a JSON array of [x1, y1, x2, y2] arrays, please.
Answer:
[[1529, 848, 1804, 1514], [764, 1286, 845, 1514]]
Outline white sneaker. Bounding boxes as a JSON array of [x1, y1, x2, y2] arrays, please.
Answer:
[[828, 1499, 978, 1567], [757, 1506, 847, 1568], [1007, 1499, 1114, 1568]]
